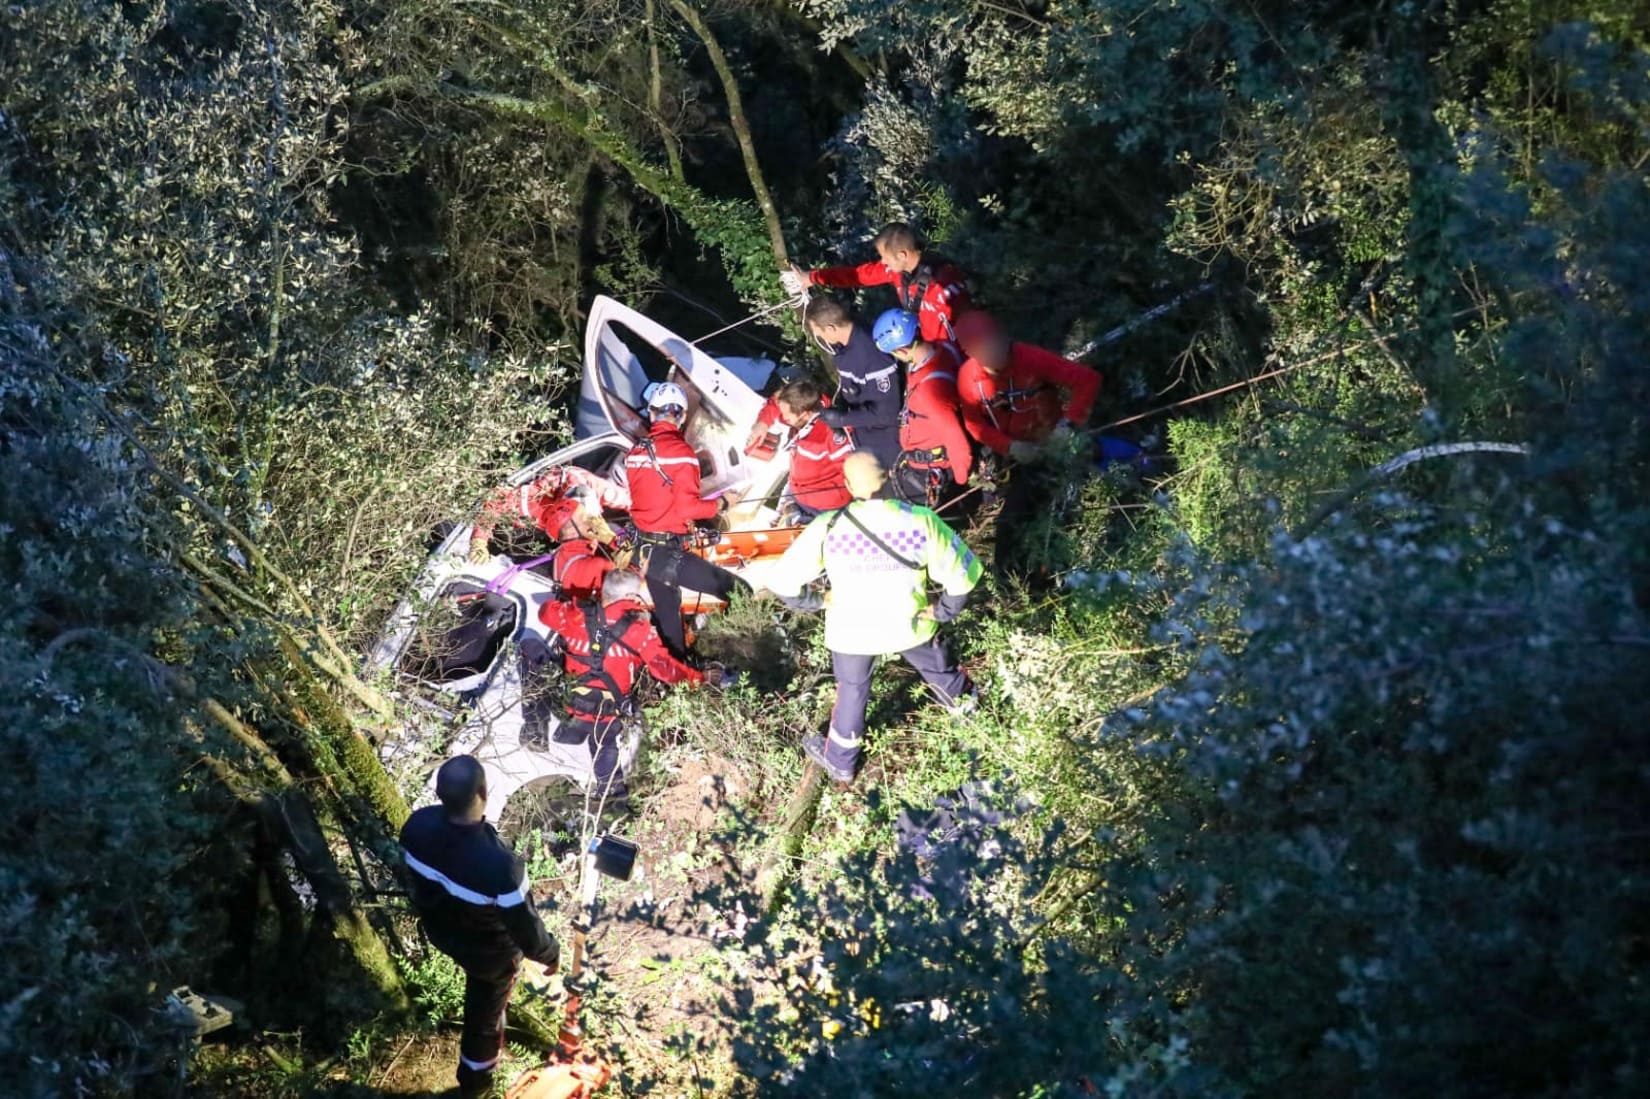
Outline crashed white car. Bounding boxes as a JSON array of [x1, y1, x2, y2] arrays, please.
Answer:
[[367, 296, 803, 828]]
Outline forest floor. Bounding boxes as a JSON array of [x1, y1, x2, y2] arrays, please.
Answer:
[[385, 751, 766, 1098], [189, 749, 776, 1097]]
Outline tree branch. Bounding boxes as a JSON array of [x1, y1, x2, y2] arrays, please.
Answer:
[[1297, 441, 1531, 536], [668, 0, 790, 269]]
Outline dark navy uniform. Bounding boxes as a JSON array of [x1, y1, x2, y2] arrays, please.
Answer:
[[400, 807, 560, 1095], [827, 324, 905, 467]]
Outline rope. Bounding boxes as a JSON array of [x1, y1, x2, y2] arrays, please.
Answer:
[[1090, 334, 1395, 433], [691, 294, 806, 346], [1069, 282, 1216, 361]]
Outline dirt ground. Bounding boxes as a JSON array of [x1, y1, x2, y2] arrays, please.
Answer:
[[370, 753, 761, 1098]]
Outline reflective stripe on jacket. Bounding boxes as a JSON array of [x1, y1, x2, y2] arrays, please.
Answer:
[[399, 807, 560, 969], [624, 421, 718, 534]]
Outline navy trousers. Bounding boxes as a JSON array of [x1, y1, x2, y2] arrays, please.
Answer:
[[826, 639, 969, 772]]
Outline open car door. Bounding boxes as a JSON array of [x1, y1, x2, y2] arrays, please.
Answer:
[[580, 295, 783, 504]]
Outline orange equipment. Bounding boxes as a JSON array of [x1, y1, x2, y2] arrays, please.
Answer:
[[506, 836, 638, 1099], [696, 524, 806, 569]]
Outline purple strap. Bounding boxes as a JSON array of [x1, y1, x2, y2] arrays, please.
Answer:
[[484, 553, 558, 595]]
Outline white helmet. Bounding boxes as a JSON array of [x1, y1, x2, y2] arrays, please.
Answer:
[[644, 381, 688, 416]]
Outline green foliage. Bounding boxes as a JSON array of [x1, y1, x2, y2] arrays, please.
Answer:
[[0, 312, 238, 1095], [398, 948, 467, 1028]]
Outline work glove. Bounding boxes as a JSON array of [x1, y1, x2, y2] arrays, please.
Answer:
[[780, 264, 809, 296], [585, 513, 617, 545], [467, 537, 491, 564], [1008, 440, 1042, 464], [817, 406, 847, 428]]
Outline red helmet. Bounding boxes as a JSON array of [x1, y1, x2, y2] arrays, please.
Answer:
[[953, 310, 1004, 356], [539, 496, 584, 536]]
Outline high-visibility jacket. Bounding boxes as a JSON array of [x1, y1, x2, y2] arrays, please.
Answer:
[[755, 398, 854, 512], [538, 595, 702, 701], [399, 807, 560, 969], [826, 325, 904, 466], [764, 498, 982, 656], [958, 342, 1102, 456], [899, 343, 974, 486], [471, 467, 629, 549], [552, 539, 614, 603], [808, 252, 971, 345], [624, 421, 718, 535]]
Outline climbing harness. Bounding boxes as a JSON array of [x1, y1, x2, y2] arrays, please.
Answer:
[[564, 603, 645, 720]]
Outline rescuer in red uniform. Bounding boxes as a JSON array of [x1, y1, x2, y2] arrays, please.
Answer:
[[785, 222, 972, 346], [744, 378, 854, 523], [549, 520, 620, 603], [623, 382, 748, 656], [873, 310, 975, 506], [537, 570, 704, 807], [954, 311, 1102, 460], [467, 467, 628, 563]]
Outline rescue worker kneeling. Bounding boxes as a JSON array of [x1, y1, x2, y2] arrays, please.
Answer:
[[538, 568, 704, 806], [762, 452, 982, 784], [399, 755, 560, 1097], [625, 381, 749, 657]]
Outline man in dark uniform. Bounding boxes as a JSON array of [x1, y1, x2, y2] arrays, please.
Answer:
[[623, 381, 748, 657], [802, 294, 904, 467], [399, 756, 561, 1097]]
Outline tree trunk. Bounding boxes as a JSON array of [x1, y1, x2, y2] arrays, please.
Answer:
[[757, 763, 825, 913], [276, 635, 412, 830], [644, 0, 686, 182], [668, 0, 790, 271]]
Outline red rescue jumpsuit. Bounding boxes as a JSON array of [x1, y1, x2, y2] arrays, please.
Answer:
[[470, 467, 628, 554], [551, 539, 615, 603], [957, 342, 1102, 456], [753, 398, 854, 515], [895, 342, 974, 502], [622, 420, 746, 656], [808, 253, 972, 345], [538, 596, 702, 797]]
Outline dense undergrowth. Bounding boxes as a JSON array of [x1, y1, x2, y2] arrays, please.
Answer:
[[4, 0, 1649, 1096]]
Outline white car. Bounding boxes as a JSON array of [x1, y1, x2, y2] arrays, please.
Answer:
[[367, 296, 804, 829]]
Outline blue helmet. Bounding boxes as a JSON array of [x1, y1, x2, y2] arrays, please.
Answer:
[[872, 309, 920, 353]]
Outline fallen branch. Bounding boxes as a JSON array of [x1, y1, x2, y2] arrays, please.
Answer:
[[757, 762, 826, 914]]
